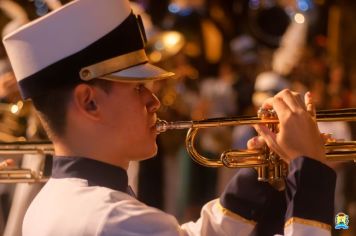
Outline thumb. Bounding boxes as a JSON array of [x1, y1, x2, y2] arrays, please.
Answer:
[[253, 124, 277, 148], [253, 124, 290, 161]]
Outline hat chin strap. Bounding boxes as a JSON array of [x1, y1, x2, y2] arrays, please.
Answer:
[[79, 49, 148, 81]]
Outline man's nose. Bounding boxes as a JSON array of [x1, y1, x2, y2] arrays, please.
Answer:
[[147, 92, 161, 113]]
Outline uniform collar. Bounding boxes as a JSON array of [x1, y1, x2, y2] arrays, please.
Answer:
[[51, 156, 134, 196]]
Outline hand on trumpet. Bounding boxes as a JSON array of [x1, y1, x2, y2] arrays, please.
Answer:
[[251, 89, 332, 168], [0, 158, 14, 170]]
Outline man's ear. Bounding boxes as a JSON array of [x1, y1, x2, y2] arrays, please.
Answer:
[[72, 84, 100, 120]]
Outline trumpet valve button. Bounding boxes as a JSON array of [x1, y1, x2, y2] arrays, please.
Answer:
[[257, 108, 277, 119]]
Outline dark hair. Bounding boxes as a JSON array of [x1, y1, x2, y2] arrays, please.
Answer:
[[31, 78, 114, 139]]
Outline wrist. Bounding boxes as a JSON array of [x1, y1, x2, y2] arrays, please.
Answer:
[[291, 153, 332, 169], [288, 145, 328, 166]]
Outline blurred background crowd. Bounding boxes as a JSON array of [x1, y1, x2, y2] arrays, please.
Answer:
[[0, 0, 355, 235]]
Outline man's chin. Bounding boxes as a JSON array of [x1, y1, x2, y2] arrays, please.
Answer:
[[140, 146, 158, 161]]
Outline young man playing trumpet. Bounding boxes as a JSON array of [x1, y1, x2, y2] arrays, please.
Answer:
[[3, 0, 335, 235]]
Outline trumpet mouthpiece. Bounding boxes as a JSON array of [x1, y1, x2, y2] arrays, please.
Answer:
[[155, 119, 193, 133], [156, 119, 169, 133]]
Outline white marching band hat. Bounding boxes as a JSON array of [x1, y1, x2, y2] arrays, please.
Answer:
[[2, 0, 174, 99]]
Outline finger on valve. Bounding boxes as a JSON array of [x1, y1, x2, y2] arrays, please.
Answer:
[[247, 136, 266, 150], [304, 91, 316, 118]]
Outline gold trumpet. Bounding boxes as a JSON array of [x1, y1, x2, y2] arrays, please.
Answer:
[[1, 109, 355, 185], [0, 141, 53, 183], [156, 108, 356, 189]]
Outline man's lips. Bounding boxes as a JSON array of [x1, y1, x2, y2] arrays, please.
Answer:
[[149, 115, 158, 132]]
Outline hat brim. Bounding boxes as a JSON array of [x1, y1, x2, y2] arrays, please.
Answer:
[[100, 63, 175, 82]]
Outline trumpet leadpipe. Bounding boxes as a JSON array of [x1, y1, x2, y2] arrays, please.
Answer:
[[156, 116, 276, 133], [156, 108, 356, 133]]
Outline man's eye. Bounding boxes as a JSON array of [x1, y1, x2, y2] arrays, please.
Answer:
[[135, 84, 145, 92]]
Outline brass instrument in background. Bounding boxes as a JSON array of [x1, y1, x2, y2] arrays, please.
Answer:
[[0, 100, 51, 184], [156, 108, 356, 189], [0, 141, 53, 183]]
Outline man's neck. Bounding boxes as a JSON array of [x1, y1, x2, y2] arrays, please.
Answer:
[[52, 140, 130, 170]]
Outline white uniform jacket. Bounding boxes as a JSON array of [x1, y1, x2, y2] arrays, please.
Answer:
[[23, 156, 335, 236]]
